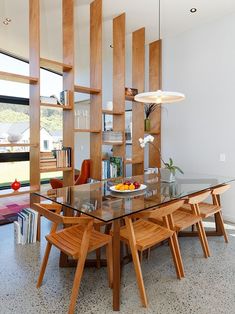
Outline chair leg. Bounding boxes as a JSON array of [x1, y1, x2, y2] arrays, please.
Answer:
[[36, 214, 41, 242], [124, 218, 148, 307], [198, 220, 211, 257], [172, 233, 185, 278], [68, 256, 87, 314], [169, 237, 181, 279], [217, 211, 229, 243], [106, 241, 113, 288], [36, 242, 52, 288], [94, 224, 101, 269], [195, 222, 208, 258]]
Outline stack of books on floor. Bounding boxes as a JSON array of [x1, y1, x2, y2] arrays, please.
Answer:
[[102, 156, 123, 179], [53, 147, 72, 168], [14, 208, 38, 244], [40, 151, 57, 170]]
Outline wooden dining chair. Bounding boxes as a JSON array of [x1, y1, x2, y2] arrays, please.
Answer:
[[34, 203, 113, 314], [182, 184, 230, 243], [118, 199, 185, 307], [151, 191, 211, 258]]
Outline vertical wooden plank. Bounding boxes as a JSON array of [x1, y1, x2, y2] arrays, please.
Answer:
[[132, 28, 145, 175], [90, 0, 102, 180], [149, 40, 162, 168], [63, 0, 75, 186], [29, 0, 40, 189], [113, 14, 125, 159]]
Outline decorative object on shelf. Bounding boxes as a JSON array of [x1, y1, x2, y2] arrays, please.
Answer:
[[139, 135, 183, 182], [144, 103, 160, 132], [102, 156, 123, 179], [11, 179, 21, 191], [40, 95, 59, 105], [125, 87, 138, 97], [134, 0, 185, 105]]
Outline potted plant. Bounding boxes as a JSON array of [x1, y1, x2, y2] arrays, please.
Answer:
[[160, 158, 183, 182], [139, 135, 184, 182], [144, 104, 160, 132]]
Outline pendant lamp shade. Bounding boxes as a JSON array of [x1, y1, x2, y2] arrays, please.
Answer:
[[134, 90, 185, 104]]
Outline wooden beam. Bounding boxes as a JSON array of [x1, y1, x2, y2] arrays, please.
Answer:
[[90, 0, 102, 180], [74, 85, 101, 94], [29, 0, 40, 190], [62, 0, 75, 186], [0, 71, 38, 84], [149, 40, 162, 168], [132, 28, 145, 175], [113, 13, 126, 160]]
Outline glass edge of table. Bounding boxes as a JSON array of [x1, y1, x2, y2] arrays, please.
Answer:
[[32, 176, 234, 223]]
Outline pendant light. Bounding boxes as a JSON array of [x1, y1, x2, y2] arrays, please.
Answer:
[[134, 0, 185, 104]]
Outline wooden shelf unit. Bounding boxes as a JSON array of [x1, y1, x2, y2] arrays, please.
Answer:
[[0, 71, 38, 84], [149, 40, 162, 168], [131, 28, 145, 176], [112, 13, 126, 175], [0, 143, 37, 147], [74, 129, 101, 133], [40, 103, 72, 110], [74, 85, 101, 94], [102, 110, 124, 115], [40, 58, 72, 73], [40, 167, 72, 173]]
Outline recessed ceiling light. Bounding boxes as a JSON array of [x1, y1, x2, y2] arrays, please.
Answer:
[[190, 8, 197, 13], [3, 21, 8, 25], [5, 18, 11, 22]]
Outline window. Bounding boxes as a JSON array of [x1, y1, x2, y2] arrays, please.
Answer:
[[0, 51, 63, 188]]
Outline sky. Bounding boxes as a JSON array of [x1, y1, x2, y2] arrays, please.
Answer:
[[0, 53, 62, 98]]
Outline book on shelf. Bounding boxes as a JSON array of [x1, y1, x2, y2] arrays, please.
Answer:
[[40, 151, 57, 170], [52, 147, 72, 168], [60, 90, 71, 107], [16, 208, 38, 245], [102, 156, 123, 180]]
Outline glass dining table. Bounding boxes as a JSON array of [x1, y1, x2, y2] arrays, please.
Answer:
[[34, 172, 233, 311]]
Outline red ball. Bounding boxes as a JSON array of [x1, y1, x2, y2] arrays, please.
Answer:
[[11, 179, 21, 191]]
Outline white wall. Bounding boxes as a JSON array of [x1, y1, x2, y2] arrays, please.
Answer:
[[162, 13, 235, 222]]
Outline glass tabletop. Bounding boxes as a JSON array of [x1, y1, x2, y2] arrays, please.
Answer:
[[34, 173, 234, 222]]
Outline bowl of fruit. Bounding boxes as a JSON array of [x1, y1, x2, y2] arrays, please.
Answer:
[[109, 180, 147, 193]]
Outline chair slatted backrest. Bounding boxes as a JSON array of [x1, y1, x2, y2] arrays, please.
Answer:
[[34, 203, 94, 234], [187, 191, 211, 215], [133, 199, 185, 229], [211, 184, 231, 206]]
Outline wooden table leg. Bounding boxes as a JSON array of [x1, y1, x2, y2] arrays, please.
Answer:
[[113, 219, 121, 311]]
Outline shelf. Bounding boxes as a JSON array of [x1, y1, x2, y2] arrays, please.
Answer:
[[74, 85, 101, 94], [40, 103, 72, 110], [0, 185, 39, 198], [74, 129, 101, 133], [124, 159, 143, 165], [144, 131, 160, 135], [0, 143, 38, 147], [40, 58, 72, 73], [0, 71, 38, 84], [40, 167, 72, 173], [103, 141, 124, 146], [102, 110, 124, 115]]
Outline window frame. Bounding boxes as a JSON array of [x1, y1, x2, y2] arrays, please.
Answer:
[[0, 50, 63, 189]]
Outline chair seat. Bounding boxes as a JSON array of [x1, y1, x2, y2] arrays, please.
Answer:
[[46, 225, 111, 259], [120, 219, 174, 251], [181, 202, 220, 218], [172, 209, 201, 231]]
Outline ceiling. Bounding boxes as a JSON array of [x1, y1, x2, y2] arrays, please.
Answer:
[[0, 0, 235, 58]]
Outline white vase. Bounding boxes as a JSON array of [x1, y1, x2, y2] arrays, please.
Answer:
[[160, 168, 176, 183]]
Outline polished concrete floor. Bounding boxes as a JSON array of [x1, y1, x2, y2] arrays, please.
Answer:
[[0, 219, 235, 314]]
